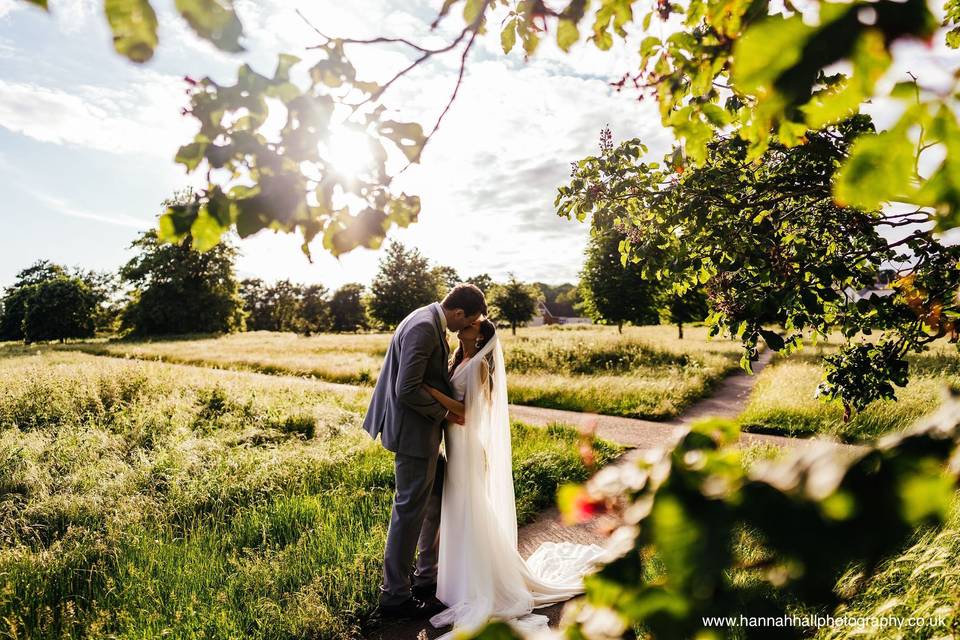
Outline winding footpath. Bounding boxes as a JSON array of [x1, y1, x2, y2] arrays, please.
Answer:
[[369, 351, 865, 639]]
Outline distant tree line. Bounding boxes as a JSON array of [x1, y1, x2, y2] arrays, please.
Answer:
[[579, 212, 708, 338], [0, 193, 709, 344]]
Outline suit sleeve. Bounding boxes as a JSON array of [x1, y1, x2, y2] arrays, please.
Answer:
[[395, 322, 448, 422]]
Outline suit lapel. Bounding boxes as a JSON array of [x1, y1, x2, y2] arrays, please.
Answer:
[[434, 304, 449, 361], [431, 304, 451, 381]]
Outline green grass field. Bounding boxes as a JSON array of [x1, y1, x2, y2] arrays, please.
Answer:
[[817, 495, 960, 640], [63, 324, 743, 420], [732, 336, 960, 637], [0, 350, 620, 639], [738, 337, 960, 442]]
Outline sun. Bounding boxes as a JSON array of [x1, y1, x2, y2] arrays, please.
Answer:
[[325, 127, 374, 178]]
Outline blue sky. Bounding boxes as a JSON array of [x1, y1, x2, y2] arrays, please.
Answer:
[[2, 0, 957, 292], [0, 0, 674, 291]]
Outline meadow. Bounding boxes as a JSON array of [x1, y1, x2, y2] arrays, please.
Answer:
[[729, 336, 960, 637], [69, 325, 744, 420], [0, 349, 620, 639], [738, 335, 960, 442]]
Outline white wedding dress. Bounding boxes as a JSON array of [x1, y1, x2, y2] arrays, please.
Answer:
[[429, 336, 605, 637]]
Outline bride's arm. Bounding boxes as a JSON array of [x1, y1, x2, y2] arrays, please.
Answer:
[[423, 384, 466, 417]]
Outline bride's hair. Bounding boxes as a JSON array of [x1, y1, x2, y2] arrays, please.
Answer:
[[449, 318, 496, 376]]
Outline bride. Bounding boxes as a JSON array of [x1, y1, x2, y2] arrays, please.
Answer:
[[422, 318, 605, 637]]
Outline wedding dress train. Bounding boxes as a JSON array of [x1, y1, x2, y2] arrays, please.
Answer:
[[430, 336, 605, 637]]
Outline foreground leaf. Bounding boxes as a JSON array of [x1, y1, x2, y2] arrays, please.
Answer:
[[174, 0, 244, 53], [104, 0, 159, 63]]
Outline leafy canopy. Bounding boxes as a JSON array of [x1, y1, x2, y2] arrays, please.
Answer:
[[368, 242, 440, 329], [489, 275, 540, 334], [120, 225, 246, 336], [559, 116, 960, 414]]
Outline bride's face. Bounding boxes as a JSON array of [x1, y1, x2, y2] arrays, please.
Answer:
[[457, 319, 482, 350]]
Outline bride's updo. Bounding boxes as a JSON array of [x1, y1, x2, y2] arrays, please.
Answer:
[[449, 318, 496, 375]]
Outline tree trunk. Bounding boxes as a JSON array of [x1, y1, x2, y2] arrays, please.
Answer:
[[617, 322, 623, 334], [511, 322, 517, 335], [677, 322, 684, 340]]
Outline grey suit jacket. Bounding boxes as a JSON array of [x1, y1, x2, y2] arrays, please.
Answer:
[[363, 304, 453, 458]]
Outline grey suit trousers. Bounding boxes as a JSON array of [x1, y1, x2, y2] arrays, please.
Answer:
[[380, 450, 445, 606]]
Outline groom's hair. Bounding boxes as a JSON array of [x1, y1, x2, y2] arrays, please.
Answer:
[[442, 283, 487, 317]]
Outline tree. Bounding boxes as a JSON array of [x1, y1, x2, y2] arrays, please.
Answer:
[[659, 288, 709, 340], [329, 283, 368, 333], [465, 273, 494, 294], [299, 284, 331, 334], [579, 213, 660, 332], [0, 261, 110, 341], [489, 275, 540, 335], [431, 265, 461, 299], [559, 117, 960, 414], [240, 278, 273, 331], [368, 242, 439, 329], [267, 280, 305, 332], [120, 228, 245, 336], [78, 269, 124, 334], [21, 276, 97, 343], [0, 260, 67, 341]]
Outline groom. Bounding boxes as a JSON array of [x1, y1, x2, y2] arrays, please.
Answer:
[[364, 283, 487, 618]]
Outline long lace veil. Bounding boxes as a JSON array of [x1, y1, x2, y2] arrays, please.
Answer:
[[462, 334, 518, 549]]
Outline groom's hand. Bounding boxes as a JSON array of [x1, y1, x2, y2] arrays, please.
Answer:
[[445, 410, 465, 425]]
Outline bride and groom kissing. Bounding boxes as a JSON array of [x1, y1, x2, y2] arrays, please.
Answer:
[[363, 284, 604, 636]]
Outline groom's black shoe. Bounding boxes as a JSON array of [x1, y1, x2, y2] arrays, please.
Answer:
[[411, 582, 437, 600], [377, 596, 433, 620]]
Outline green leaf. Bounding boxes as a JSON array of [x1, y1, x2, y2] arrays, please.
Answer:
[[23, 0, 48, 9], [501, 18, 517, 54], [592, 29, 613, 50], [834, 128, 914, 210], [759, 329, 785, 351], [379, 120, 425, 163], [273, 53, 300, 82], [802, 30, 890, 129], [463, 0, 483, 24], [733, 14, 813, 93], [174, 0, 244, 53], [175, 141, 207, 171], [104, 0, 159, 63], [639, 35, 660, 57], [701, 103, 730, 127], [557, 19, 580, 52], [190, 206, 226, 251]]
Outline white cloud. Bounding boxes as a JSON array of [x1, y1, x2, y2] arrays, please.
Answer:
[[50, 0, 97, 33], [0, 0, 21, 20], [236, 56, 669, 288], [31, 191, 147, 228], [0, 73, 195, 157]]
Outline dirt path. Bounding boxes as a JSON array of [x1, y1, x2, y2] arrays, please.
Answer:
[[367, 350, 867, 639]]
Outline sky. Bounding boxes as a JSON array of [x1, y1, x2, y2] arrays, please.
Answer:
[[0, 0, 674, 291], [1, 1, 958, 292]]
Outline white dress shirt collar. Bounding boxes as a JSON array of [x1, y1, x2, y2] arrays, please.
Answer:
[[432, 301, 448, 333]]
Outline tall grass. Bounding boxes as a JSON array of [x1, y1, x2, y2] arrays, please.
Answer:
[[738, 337, 960, 442], [817, 496, 960, 639], [0, 352, 620, 639], [60, 325, 744, 420]]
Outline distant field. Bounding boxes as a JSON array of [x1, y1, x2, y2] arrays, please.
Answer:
[[738, 336, 960, 442], [0, 350, 620, 639], [63, 325, 744, 420]]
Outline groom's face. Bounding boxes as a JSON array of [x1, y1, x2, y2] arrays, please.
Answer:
[[448, 309, 482, 332]]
